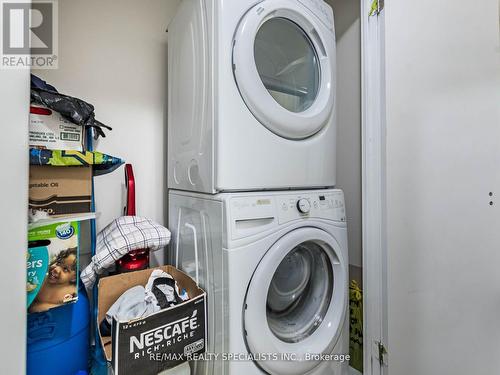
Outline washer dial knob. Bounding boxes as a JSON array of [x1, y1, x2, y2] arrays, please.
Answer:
[[297, 198, 311, 214]]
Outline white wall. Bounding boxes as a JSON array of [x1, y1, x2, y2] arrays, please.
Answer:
[[0, 70, 29, 375], [385, 0, 500, 373], [327, 0, 363, 269], [38, 0, 181, 265]]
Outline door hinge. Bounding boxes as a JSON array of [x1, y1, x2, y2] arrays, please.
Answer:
[[369, 0, 384, 17], [376, 340, 388, 367]]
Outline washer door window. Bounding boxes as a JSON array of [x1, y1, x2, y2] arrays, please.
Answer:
[[244, 228, 347, 375], [233, 0, 335, 140], [267, 241, 332, 343]]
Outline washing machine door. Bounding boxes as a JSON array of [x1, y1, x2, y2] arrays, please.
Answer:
[[244, 227, 347, 375], [233, 0, 335, 140]]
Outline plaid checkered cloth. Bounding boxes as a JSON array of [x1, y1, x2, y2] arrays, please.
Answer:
[[80, 216, 171, 290]]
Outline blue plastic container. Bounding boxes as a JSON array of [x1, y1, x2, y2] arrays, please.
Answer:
[[27, 286, 90, 375]]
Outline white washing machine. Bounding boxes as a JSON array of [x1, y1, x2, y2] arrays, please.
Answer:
[[168, 0, 337, 193], [169, 189, 349, 375]]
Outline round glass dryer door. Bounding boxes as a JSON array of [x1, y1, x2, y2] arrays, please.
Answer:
[[244, 228, 347, 375], [254, 17, 320, 114], [233, 0, 335, 140]]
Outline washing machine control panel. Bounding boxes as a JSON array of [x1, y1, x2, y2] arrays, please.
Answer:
[[297, 198, 311, 214], [277, 191, 346, 223], [228, 191, 345, 240]]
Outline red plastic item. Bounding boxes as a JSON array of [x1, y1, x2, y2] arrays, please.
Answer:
[[30, 106, 52, 116], [124, 164, 136, 216], [116, 164, 150, 273]]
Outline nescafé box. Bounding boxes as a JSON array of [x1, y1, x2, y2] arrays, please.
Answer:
[[98, 266, 207, 375], [27, 221, 80, 313]]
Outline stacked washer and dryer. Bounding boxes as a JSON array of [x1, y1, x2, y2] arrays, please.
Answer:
[[168, 1, 349, 375]]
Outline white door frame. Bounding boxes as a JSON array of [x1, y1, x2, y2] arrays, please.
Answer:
[[0, 71, 30, 373], [361, 0, 388, 374]]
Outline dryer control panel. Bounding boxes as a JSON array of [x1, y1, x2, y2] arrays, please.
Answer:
[[277, 191, 346, 224]]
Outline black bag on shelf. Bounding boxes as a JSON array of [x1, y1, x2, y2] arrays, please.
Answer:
[[30, 74, 112, 139]]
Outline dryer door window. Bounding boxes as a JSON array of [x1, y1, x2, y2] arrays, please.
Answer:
[[254, 17, 320, 113], [233, 0, 335, 140], [244, 227, 347, 375]]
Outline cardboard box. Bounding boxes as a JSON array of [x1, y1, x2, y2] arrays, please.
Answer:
[[27, 221, 80, 313], [29, 104, 85, 151], [98, 266, 207, 375], [29, 166, 92, 216]]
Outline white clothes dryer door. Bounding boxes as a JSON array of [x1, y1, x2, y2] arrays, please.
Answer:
[[233, 0, 335, 140], [244, 227, 347, 375]]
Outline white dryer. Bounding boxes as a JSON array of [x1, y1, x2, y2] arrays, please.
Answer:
[[169, 189, 349, 375], [168, 0, 337, 193]]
